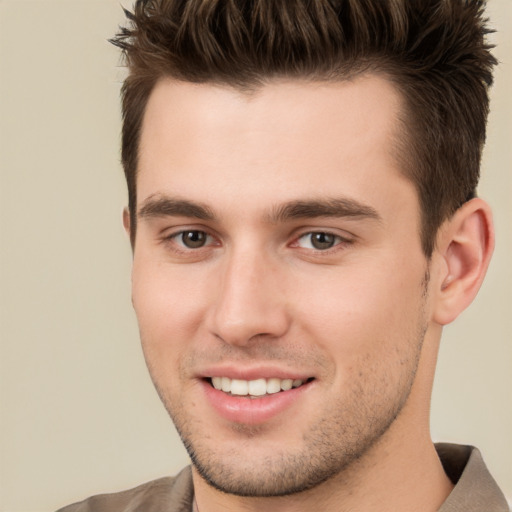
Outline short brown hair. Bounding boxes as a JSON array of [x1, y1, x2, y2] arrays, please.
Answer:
[[111, 0, 496, 256]]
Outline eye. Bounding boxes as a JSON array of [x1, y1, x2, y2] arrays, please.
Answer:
[[174, 230, 211, 249], [296, 232, 342, 250]]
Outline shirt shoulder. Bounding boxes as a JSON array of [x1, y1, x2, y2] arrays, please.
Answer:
[[55, 466, 193, 512], [436, 444, 509, 512]]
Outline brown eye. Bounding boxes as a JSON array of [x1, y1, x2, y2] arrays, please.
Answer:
[[180, 230, 208, 248], [296, 232, 341, 250], [310, 232, 336, 250]]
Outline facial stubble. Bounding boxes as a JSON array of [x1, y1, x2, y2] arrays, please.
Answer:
[[143, 305, 429, 498]]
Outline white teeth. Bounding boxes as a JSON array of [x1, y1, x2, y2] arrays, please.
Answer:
[[230, 379, 249, 395], [280, 379, 293, 391], [248, 378, 267, 396], [210, 377, 306, 396], [221, 377, 231, 392], [212, 377, 222, 390], [266, 378, 281, 394]]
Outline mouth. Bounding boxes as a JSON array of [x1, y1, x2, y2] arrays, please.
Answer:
[[207, 376, 314, 398], [201, 373, 316, 424]]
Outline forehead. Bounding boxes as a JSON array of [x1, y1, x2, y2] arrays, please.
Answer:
[[137, 75, 413, 219]]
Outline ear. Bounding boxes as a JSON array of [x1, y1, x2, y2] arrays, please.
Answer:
[[122, 207, 135, 250], [432, 198, 494, 325], [122, 207, 131, 234]]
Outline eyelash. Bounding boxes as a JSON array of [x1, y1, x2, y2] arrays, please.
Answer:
[[161, 228, 353, 256], [162, 229, 218, 253], [292, 231, 352, 253]]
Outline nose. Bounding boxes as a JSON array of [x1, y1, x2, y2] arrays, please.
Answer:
[[207, 249, 291, 346]]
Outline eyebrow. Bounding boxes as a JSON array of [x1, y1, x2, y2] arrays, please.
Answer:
[[267, 198, 381, 223], [137, 194, 381, 224], [138, 195, 214, 221]]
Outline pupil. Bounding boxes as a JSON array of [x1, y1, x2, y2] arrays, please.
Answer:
[[311, 232, 335, 250], [182, 231, 206, 248]]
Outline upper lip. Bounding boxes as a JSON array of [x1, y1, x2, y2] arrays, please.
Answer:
[[196, 364, 314, 381]]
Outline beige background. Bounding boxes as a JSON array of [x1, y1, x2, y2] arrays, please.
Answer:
[[0, 1, 510, 511]]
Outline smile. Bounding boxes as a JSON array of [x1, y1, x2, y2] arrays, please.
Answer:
[[202, 375, 315, 424], [209, 377, 310, 397]]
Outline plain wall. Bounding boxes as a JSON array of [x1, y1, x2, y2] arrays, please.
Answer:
[[0, 1, 510, 511]]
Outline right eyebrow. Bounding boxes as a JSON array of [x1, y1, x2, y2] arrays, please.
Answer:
[[138, 195, 215, 221], [267, 198, 382, 224]]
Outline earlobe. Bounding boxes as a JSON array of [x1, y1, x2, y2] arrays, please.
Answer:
[[432, 198, 494, 325]]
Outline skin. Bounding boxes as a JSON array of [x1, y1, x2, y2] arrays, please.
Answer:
[[127, 75, 493, 512]]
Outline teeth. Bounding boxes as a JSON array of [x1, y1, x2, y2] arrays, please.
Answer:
[[210, 377, 306, 396], [221, 377, 231, 392], [248, 378, 267, 396], [230, 379, 248, 395], [281, 379, 293, 391], [212, 376, 222, 390], [266, 378, 281, 394]]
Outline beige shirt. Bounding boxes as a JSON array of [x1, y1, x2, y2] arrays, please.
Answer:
[[56, 444, 509, 512]]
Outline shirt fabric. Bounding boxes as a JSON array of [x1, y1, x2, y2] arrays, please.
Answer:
[[56, 444, 509, 512]]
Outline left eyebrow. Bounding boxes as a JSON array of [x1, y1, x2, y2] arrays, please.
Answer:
[[267, 198, 382, 223], [138, 195, 215, 221]]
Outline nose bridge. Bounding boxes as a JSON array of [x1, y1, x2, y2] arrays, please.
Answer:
[[209, 243, 289, 345]]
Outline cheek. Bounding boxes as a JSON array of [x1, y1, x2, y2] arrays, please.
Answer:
[[300, 268, 426, 410], [131, 259, 212, 361], [292, 259, 426, 359]]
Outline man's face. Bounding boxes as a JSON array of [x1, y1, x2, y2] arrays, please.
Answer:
[[131, 76, 433, 496]]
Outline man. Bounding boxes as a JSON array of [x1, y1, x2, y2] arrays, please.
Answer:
[[58, 1, 508, 511]]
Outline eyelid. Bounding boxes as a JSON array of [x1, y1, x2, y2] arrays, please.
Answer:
[[158, 224, 354, 254], [290, 228, 355, 252], [161, 226, 220, 251]]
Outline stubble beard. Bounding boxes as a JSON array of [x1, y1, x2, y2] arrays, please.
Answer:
[[184, 387, 415, 497], [144, 272, 430, 498], [149, 329, 426, 498]]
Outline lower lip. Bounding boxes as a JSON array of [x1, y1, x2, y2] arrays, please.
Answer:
[[201, 380, 312, 425]]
